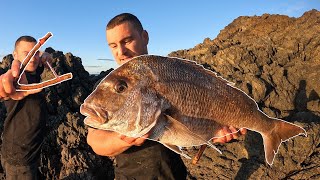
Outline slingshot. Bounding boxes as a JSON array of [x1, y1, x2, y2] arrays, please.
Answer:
[[15, 32, 73, 91]]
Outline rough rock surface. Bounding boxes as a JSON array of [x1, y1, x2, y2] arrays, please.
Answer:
[[0, 9, 319, 179], [169, 9, 320, 180]]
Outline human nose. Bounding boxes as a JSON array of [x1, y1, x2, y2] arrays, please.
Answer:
[[117, 44, 127, 56], [28, 52, 37, 63]]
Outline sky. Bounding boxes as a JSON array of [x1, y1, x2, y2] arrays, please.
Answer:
[[1, 0, 319, 74]]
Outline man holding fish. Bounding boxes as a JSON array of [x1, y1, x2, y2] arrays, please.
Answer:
[[86, 13, 246, 179]]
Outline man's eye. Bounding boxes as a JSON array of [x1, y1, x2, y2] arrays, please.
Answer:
[[110, 45, 117, 49], [124, 39, 132, 44]]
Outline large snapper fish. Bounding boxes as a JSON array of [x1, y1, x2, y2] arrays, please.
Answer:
[[80, 55, 306, 165]]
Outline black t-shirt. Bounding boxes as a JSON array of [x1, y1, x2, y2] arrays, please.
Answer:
[[115, 140, 187, 180], [1, 65, 47, 166]]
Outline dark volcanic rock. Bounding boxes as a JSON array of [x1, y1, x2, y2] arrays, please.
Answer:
[[0, 9, 319, 180], [0, 54, 13, 75], [38, 48, 114, 179], [169, 9, 320, 180]]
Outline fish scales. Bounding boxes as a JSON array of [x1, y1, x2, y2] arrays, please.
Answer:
[[147, 57, 264, 128], [80, 55, 307, 165]]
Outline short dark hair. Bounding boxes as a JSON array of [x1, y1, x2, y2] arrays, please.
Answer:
[[106, 13, 144, 33], [15, 36, 36, 49]]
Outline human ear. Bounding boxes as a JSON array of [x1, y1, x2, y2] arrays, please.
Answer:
[[142, 30, 149, 45], [13, 50, 18, 60]]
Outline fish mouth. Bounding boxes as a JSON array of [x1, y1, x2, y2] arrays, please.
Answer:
[[80, 103, 109, 125]]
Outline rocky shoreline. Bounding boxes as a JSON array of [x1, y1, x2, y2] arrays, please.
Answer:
[[0, 9, 319, 179]]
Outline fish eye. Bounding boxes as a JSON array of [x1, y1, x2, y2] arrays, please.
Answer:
[[114, 80, 128, 93]]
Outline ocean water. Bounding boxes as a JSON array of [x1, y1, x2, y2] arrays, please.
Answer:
[[84, 61, 117, 75]]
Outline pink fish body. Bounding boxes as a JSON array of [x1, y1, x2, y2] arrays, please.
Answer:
[[80, 55, 307, 165]]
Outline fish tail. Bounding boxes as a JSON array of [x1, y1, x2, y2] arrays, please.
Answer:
[[261, 120, 307, 166]]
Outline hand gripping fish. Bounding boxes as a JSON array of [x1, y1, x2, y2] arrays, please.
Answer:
[[80, 55, 307, 165]]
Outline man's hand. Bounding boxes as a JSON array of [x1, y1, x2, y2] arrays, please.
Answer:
[[119, 133, 149, 146], [87, 128, 149, 156], [212, 126, 247, 143], [0, 60, 41, 101]]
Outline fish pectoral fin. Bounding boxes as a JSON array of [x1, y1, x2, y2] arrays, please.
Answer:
[[164, 114, 204, 141], [162, 143, 191, 159], [164, 114, 221, 154]]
